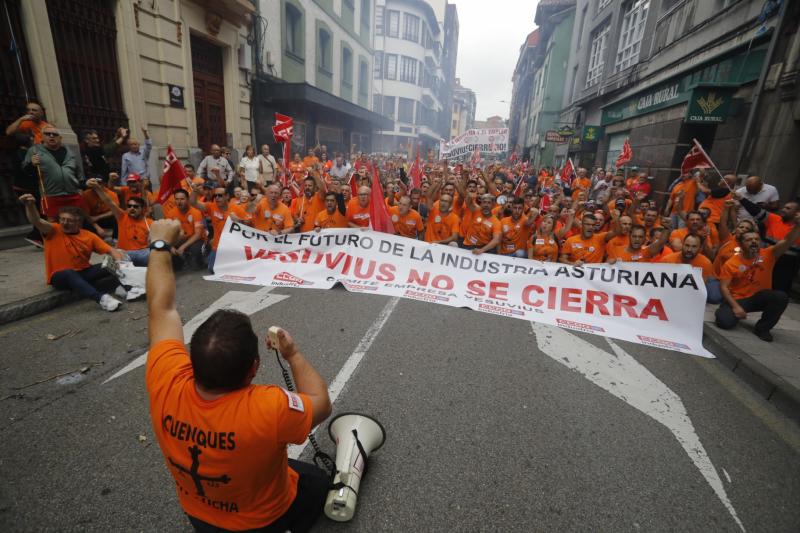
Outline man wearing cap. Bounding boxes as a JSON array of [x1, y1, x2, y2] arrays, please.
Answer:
[[112, 172, 149, 213], [120, 127, 151, 185]]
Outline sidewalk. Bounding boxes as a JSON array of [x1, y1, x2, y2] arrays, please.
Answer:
[[1, 243, 798, 420], [703, 302, 800, 422]]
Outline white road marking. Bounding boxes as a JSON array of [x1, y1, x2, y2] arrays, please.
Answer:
[[289, 297, 400, 460], [531, 322, 745, 532], [103, 288, 288, 384], [723, 468, 732, 483]]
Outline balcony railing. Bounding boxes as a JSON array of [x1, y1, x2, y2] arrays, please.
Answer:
[[650, 0, 697, 56]]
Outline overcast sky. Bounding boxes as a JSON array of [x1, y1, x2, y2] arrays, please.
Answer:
[[453, 0, 540, 121]]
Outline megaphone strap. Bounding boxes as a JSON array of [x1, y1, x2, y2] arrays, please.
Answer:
[[352, 429, 370, 477]]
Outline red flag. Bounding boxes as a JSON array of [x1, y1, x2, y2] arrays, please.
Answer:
[[470, 147, 481, 166], [409, 147, 422, 191], [369, 167, 393, 234], [615, 138, 633, 168], [681, 138, 713, 175], [156, 145, 187, 204], [273, 113, 294, 179], [512, 176, 524, 197], [561, 158, 575, 183]]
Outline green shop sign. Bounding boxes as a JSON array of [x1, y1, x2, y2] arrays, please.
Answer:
[[601, 43, 766, 126], [685, 86, 735, 123], [582, 125, 603, 142]]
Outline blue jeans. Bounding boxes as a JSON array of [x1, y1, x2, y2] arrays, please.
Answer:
[[50, 264, 118, 302], [207, 250, 217, 274], [706, 278, 722, 304], [124, 248, 150, 267], [502, 249, 528, 258], [670, 213, 686, 229]]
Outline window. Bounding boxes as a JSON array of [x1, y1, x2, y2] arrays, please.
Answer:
[[387, 10, 400, 38], [383, 95, 396, 119], [359, 61, 368, 95], [373, 51, 383, 78], [341, 47, 353, 87], [318, 28, 332, 72], [385, 53, 397, 80], [373, 94, 382, 114], [285, 4, 303, 57], [375, 5, 384, 36], [403, 13, 420, 42], [615, 0, 649, 72], [398, 98, 414, 123], [577, 5, 588, 48], [361, 0, 370, 27], [585, 23, 609, 88], [399, 56, 418, 84]]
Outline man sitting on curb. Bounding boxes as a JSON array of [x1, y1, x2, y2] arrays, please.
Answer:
[[715, 214, 800, 342], [19, 193, 125, 312]]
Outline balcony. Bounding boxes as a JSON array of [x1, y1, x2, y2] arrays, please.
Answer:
[[650, 0, 697, 56]]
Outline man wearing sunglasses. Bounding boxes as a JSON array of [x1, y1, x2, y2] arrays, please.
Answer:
[[22, 125, 88, 220], [190, 185, 249, 273], [87, 178, 152, 268], [18, 193, 125, 312]]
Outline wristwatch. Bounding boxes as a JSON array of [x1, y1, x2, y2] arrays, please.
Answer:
[[149, 240, 172, 252]]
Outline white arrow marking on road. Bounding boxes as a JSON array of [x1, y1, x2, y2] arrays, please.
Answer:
[[531, 323, 745, 532], [289, 297, 400, 460], [103, 287, 289, 384]]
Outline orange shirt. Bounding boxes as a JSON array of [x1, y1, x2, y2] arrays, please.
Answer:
[[388, 206, 423, 238], [314, 208, 348, 229], [561, 232, 609, 263], [463, 210, 501, 247], [166, 206, 204, 239], [658, 251, 714, 281], [425, 207, 460, 243], [698, 195, 729, 224], [530, 233, 559, 262], [252, 200, 293, 233], [82, 187, 119, 216], [204, 201, 246, 251], [670, 179, 698, 213], [43, 224, 111, 282], [116, 213, 152, 251], [764, 213, 799, 245], [18, 119, 52, 144], [571, 177, 591, 199], [302, 155, 319, 168], [713, 237, 739, 277], [346, 200, 371, 227], [605, 233, 630, 255], [291, 194, 326, 232], [499, 215, 531, 255], [146, 340, 313, 531], [607, 246, 652, 263], [669, 225, 719, 250], [719, 247, 777, 300]]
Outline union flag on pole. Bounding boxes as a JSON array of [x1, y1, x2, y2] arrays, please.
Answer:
[[681, 138, 713, 175], [156, 145, 188, 204], [369, 166, 394, 234], [561, 157, 575, 183], [273, 113, 294, 171], [615, 138, 633, 168]]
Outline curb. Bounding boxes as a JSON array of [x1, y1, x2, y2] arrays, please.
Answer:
[[0, 291, 75, 326], [703, 323, 800, 424]]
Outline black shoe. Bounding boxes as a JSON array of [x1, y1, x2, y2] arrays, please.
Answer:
[[754, 329, 773, 342]]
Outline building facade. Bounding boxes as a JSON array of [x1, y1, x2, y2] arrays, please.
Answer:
[[554, 0, 798, 200], [371, 0, 457, 155], [1, 0, 255, 228], [253, 0, 390, 158], [450, 78, 476, 138]]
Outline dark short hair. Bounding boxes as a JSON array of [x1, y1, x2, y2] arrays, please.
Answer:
[[190, 310, 259, 391], [684, 234, 702, 246], [58, 206, 84, 222], [630, 224, 646, 235], [128, 196, 146, 208], [325, 191, 337, 200], [512, 197, 524, 206], [173, 189, 189, 198], [582, 213, 597, 223]]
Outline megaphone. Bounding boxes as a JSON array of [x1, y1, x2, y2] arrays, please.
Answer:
[[324, 412, 386, 522]]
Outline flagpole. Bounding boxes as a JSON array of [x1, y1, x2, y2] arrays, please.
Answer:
[[692, 138, 732, 191]]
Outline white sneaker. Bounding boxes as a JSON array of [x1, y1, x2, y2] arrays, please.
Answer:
[[125, 286, 146, 301], [114, 286, 128, 299], [98, 294, 121, 312]]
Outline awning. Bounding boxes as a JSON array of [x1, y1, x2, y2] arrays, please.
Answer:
[[256, 78, 394, 131]]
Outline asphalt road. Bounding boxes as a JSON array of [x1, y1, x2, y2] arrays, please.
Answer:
[[1, 271, 799, 532]]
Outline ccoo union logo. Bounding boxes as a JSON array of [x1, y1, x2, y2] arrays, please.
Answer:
[[273, 271, 313, 286]]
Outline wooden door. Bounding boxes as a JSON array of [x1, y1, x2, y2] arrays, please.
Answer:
[[191, 35, 226, 153]]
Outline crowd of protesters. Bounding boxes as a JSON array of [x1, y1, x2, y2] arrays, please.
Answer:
[[6, 99, 800, 341]]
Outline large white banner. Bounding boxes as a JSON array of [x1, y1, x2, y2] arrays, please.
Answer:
[[207, 219, 713, 357], [440, 128, 509, 159]]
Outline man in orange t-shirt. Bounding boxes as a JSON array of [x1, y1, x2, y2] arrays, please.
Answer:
[[666, 174, 698, 228], [715, 218, 800, 341], [88, 178, 153, 266], [19, 194, 125, 311], [499, 197, 533, 257], [560, 212, 619, 265], [252, 184, 294, 234], [314, 190, 348, 230], [82, 174, 119, 237], [290, 174, 326, 232], [607, 223, 670, 264], [462, 194, 502, 255], [657, 234, 720, 303], [346, 186, 372, 228], [191, 186, 249, 273], [144, 219, 332, 532], [424, 192, 460, 245], [388, 196, 423, 239], [164, 189, 205, 270]]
